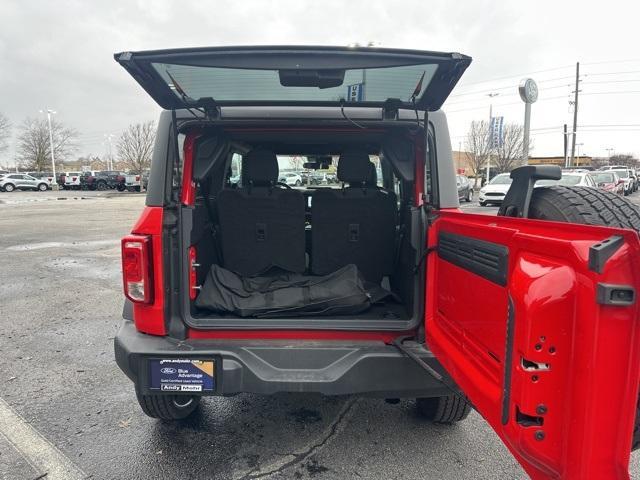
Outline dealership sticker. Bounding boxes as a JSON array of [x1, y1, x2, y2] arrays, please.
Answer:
[[149, 359, 215, 392]]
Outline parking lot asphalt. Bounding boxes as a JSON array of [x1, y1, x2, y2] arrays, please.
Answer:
[[0, 190, 638, 480]]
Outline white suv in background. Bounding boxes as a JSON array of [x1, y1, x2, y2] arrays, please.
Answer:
[[279, 172, 302, 187]]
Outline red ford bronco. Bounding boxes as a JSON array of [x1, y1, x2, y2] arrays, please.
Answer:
[[114, 46, 640, 479]]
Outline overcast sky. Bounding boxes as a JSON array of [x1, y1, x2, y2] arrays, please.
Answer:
[[2, 0, 639, 164]]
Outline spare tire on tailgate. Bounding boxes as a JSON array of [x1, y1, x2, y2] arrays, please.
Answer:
[[527, 185, 640, 452]]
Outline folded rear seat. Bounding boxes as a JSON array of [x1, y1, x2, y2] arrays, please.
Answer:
[[216, 149, 306, 276], [311, 150, 397, 283]]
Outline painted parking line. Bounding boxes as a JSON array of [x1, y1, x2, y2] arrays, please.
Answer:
[[0, 397, 86, 480]]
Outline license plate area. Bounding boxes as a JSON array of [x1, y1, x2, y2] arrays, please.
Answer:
[[147, 358, 216, 394]]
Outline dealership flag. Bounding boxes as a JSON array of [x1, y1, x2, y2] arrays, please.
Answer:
[[347, 83, 364, 102], [489, 116, 504, 148]]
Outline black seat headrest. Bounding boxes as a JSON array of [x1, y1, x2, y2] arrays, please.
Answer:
[[337, 150, 371, 185], [366, 162, 377, 186], [242, 149, 279, 186]]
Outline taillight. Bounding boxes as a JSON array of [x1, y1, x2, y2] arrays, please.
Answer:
[[135, 175, 140, 181], [121, 235, 153, 304], [188, 246, 200, 300], [72, 176, 77, 181]]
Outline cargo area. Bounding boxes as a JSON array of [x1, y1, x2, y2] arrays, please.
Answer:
[[181, 125, 428, 329]]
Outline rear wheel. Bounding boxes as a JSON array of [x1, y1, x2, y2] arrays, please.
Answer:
[[416, 395, 471, 424], [96, 181, 107, 191], [479, 201, 487, 207], [466, 190, 473, 202], [135, 388, 201, 420], [528, 186, 640, 451], [3, 183, 15, 192]]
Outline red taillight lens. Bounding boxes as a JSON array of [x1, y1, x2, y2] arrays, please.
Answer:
[[121, 235, 153, 304], [72, 176, 77, 181], [136, 175, 140, 181]]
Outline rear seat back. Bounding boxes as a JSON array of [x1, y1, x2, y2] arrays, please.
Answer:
[[311, 150, 397, 283], [217, 149, 306, 276]]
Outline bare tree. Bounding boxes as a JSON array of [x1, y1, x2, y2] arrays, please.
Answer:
[[494, 123, 529, 173], [608, 154, 638, 168], [464, 120, 492, 187], [289, 156, 303, 172], [16, 117, 78, 171], [0, 112, 11, 154], [117, 121, 156, 173]]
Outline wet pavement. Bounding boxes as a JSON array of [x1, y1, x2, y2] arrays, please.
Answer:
[[0, 191, 637, 479]]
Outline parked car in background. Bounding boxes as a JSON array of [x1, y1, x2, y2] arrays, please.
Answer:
[[279, 172, 302, 186], [478, 173, 512, 206], [592, 171, 624, 194], [609, 168, 633, 195], [27, 171, 55, 185], [125, 173, 142, 191], [79, 171, 101, 190], [456, 174, 472, 202], [536, 170, 597, 188], [62, 171, 83, 190], [0, 173, 50, 192], [93, 171, 127, 191]]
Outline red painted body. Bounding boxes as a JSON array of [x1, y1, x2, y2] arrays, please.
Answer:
[[130, 206, 166, 335], [426, 210, 640, 479]]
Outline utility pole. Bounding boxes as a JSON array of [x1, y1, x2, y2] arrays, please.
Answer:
[[569, 62, 580, 166], [563, 124, 568, 167], [39, 109, 58, 190]]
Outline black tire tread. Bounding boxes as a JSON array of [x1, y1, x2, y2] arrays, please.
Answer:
[[416, 395, 471, 424], [529, 186, 640, 230], [529, 186, 640, 452]]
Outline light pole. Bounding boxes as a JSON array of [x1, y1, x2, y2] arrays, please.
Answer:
[[39, 108, 58, 190], [576, 143, 584, 166], [518, 78, 539, 165], [486, 93, 500, 184], [606, 147, 614, 166], [104, 134, 115, 170]]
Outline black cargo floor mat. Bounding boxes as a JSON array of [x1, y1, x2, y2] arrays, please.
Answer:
[[194, 264, 394, 318]]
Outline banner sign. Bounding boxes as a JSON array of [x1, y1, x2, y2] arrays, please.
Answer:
[[347, 83, 364, 102], [489, 116, 504, 148]]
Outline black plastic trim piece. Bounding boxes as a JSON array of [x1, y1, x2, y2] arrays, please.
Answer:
[[596, 283, 636, 306], [437, 231, 509, 286], [502, 295, 515, 425], [589, 235, 624, 274], [498, 165, 562, 218]]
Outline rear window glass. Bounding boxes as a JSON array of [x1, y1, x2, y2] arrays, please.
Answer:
[[227, 153, 383, 188], [151, 63, 438, 103], [593, 173, 614, 183]]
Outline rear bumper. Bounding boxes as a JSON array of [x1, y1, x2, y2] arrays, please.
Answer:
[[114, 320, 451, 398]]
